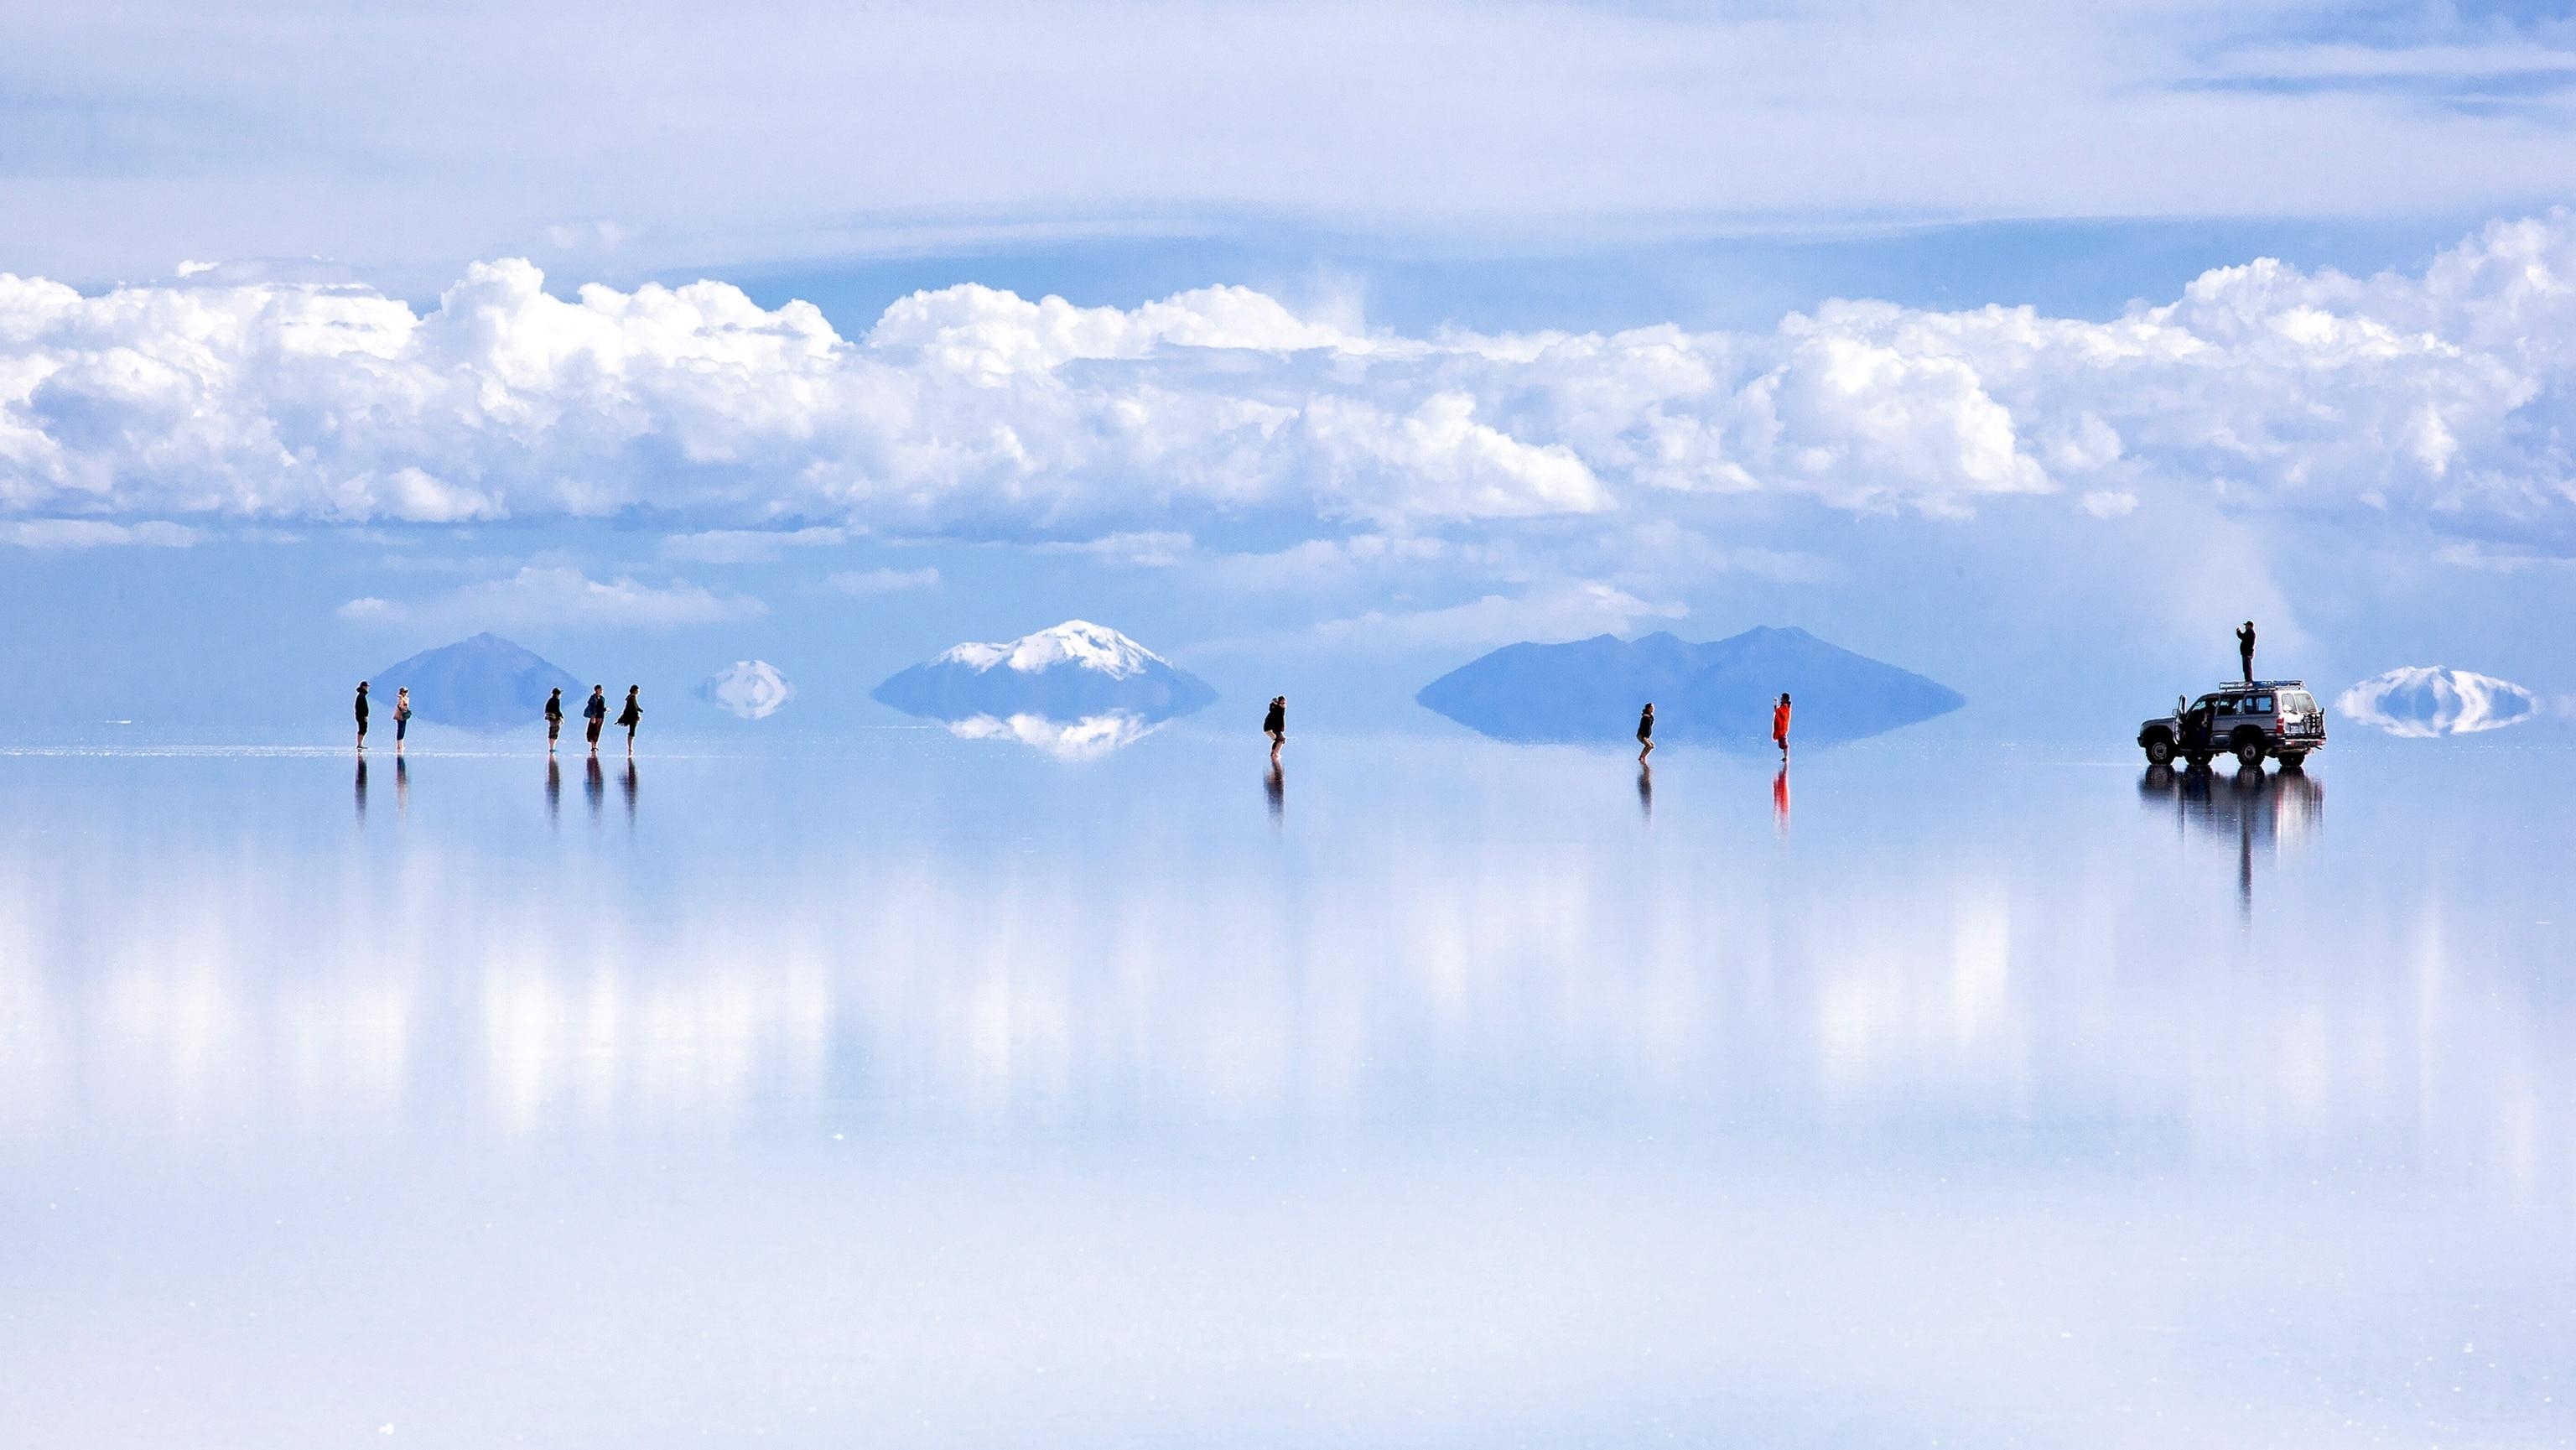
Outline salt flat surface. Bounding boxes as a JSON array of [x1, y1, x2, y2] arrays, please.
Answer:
[[0, 730, 2568, 1447]]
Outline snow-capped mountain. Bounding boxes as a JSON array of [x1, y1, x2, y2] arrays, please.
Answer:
[[874, 621, 1217, 729], [2338, 666, 2538, 738], [698, 660, 795, 720], [933, 620, 1167, 679]]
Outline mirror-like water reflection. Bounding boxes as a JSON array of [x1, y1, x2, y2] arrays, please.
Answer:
[[0, 736, 2568, 1447]]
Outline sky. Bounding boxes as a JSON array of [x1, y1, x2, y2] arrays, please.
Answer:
[[4, 0, 2576, 735]]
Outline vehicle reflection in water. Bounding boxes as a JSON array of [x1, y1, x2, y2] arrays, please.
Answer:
[[2140, 762, 2323, 912]]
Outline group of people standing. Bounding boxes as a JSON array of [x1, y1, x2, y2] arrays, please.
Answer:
[[354, 682, 642, 754], [1633, 694, 1794, 763], [542, 685, 643, 756]]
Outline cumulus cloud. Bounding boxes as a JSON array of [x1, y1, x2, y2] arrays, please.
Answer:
[[698, 660, 795, 720], [2336, 667, 2540, 738], [340, 565, 766, 632], [822, 566, 941, 595], [12, 215, 2576, 544]]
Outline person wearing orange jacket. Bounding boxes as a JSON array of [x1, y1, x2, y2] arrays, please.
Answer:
[[1771, 693, 1792, 759]]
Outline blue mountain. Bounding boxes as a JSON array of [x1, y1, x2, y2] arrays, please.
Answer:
[[371, 633, 580, 731], [872, 621, 1218, 724], [1416, 626, 1963, 748]]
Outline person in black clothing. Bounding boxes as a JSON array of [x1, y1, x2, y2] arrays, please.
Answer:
[[1263, 696, 1286, 761], [2182, 699, 2215, 758], [544, 687, 564, 752], [2236, 621, 2257, 684], [354, 681, 370, 750], [1636, 702, 1654, 762], [583, 685, 608, 753], [616, 686, 642, 755]]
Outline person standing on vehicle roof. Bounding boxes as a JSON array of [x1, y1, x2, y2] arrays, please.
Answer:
[[2236, 621, 2257, 684]]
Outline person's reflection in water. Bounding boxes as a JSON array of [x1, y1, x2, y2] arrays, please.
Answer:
[[1264, 760, 1284, 825], [1636, 762, 1652, 822], [2230, 764, 2263, 917], [621, 759, 639, 826], [584, 755, 604, 824], [394, 755, 408, 816], [545, 757, 561, 827], [1772, 762, 1790, 836], [354, 756, 368, 823]]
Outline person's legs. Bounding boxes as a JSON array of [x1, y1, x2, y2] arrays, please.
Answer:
[[626, 724, 636, 756]]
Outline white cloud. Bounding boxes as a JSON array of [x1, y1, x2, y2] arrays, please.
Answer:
[[698, 660, 795, 720], [11, 213, 2576, 548], [340, 565, 766, 632], [822, 566, 942, 595], [0, 520, 196, 548], [2336, 667, 2541, 738], [662, 527, 850, 563]]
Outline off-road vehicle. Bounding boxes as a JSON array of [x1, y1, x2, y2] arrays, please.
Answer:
[[2137, 681, 2325, 771]]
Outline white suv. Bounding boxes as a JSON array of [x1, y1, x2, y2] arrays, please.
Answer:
[[2137, 681, 2326, 770]]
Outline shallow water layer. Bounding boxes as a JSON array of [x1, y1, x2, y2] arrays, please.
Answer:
[[0, 734, 2569, 1447]]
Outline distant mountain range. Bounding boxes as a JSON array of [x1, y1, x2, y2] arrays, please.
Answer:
[[1417, 626, 1964, 748], [371, 633, 580, 730], [873, 621, 1217, 732]]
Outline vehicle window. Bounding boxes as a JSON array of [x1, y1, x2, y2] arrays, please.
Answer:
[[2212, 698, 2236, 716], [2288, 692, 2315, 713], [2251, 695, 2274, 713]]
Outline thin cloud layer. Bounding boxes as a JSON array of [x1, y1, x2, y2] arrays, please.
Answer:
[[7, 213, 2576, 544], [340, 566, 766, 633]]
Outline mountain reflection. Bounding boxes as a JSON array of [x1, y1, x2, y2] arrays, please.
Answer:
[[943, 709, 1167, 757]]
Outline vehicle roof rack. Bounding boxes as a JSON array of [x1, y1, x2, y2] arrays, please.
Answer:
[[2212, 678, 2303, 689]]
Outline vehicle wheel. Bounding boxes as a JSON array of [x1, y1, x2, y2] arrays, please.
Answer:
[[2143, 735, 2174, 766], [2235, 738, 2267, 770], [2278, 752, 2307, 771]]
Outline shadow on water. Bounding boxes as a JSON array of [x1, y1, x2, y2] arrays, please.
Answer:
[[2141, 762, 2324, 914]]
